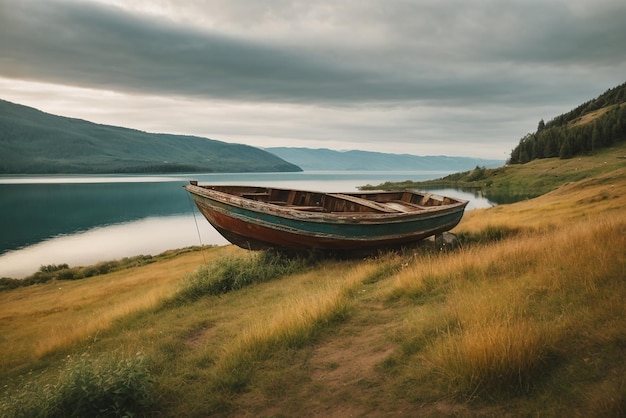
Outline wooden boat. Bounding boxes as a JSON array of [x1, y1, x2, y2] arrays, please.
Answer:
[[184, 182, 468, 254]]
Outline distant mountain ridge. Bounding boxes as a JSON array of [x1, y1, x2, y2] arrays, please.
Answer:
[[265, 147, 504, 171], [0, 99, 301, 174], [0, 98, 504, 175]]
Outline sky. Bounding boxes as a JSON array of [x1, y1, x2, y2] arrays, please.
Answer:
[[1, 0, 625, 159]]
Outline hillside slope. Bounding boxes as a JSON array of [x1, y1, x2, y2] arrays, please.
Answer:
[[367, 142, 626, 204], [509, 81, 626, 163], [1, 153, 625, 417], [266, 147, 503, 171], [0, 99, 301, 174]]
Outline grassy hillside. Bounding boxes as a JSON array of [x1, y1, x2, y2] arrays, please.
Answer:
[[509, 81, 626, 163], [1, 151, 625, 416], [363, 141, 626, 203], [0, 99, 301, 174]]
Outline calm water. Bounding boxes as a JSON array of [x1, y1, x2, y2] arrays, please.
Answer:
[[0, 171, 495, 278]]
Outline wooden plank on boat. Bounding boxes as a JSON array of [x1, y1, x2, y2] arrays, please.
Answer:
[[287, 205, 327, 212], [388, 200, 430, 211], [327, 193, 400, 213], [383, 202, 414, 213]]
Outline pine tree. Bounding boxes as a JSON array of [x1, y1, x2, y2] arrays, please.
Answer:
[[591, 125, 601, 152], [559, 138, 573, 159], [538, 119, 546, 131]]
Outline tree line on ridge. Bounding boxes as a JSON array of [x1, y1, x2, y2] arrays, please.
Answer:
[[508, 81, 626, 164]]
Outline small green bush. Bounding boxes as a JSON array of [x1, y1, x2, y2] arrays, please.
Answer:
[[39, 264, 70, 273], [0, 277, 23, 291], [1, 352, 155, 418], [0, 270, 56, 291], [467, 166, 487, 181], [56, 268, 83, 280], [173, 251, 313, 303]]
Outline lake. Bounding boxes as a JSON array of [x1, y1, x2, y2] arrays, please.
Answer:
[[0, 171, 495, 278]]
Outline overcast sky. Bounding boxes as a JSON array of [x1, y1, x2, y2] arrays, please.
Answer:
[[1, 0, 625, 159]]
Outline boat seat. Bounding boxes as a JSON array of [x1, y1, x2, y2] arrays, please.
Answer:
[[328, 194, 401, 213], [383, 202, 413, 212], [387, 200, 429, 211]]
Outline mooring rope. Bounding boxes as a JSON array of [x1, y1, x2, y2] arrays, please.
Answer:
[[187, 191, 207, 264]]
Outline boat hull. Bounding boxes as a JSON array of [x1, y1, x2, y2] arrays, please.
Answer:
[[185, 184, 468, 254]]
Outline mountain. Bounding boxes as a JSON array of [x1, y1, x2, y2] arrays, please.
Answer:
[[265, 147, 504, 171], [0, 99, 301, 174]]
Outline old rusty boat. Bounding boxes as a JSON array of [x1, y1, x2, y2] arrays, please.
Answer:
[[184, 182, 468, 254]]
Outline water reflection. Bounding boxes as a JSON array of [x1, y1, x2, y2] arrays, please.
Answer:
[[421, 188, 495, 210], [0, 171, 459, 254], [0, 172, 497, 278], [0, 181, 193, 253], [0, 215, 228, 278], [479, 188, 539, 204]]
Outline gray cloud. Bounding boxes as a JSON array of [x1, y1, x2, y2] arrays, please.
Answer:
[[483, 2, 626, 66], [0, 1, 363, 101], [2, 0, 624, 106], [0, 0, 624, 158]]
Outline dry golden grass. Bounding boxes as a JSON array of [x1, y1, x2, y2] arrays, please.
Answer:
[[460, 165, 626, 233], [569, 103, 622, 127], [425, 320, 556, 398], [0, 246, 239, 371], [1, 151, 625, 417], [388, 208, 626, 404], [211, 264, 379, 390]]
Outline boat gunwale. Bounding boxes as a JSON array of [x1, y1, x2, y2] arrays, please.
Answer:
[[184, 183, 468, 223]]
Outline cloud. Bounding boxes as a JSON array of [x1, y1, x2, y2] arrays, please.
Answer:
[[0, 1, 359, 102], [0, 1, 451, 103], [0, 0, 624, 159], [3, 0, 624, 106]]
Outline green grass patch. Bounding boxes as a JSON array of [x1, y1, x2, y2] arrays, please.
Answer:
[[360, 142, 626, 204], [171, 250, 316, 303], [1, 352, 155, 418]]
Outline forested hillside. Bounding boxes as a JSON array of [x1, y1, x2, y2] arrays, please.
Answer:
[[509, 82, 626, 164], [0, 100, 301, 174]]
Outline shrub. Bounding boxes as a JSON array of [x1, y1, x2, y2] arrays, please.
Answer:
[[39, 264, 70, 273], [0, 277, 23, 291], [173, 250, 313, 303], [467, 165, 487, 181], [56, 268, 84, 280], [1, 352, 155, 418]]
